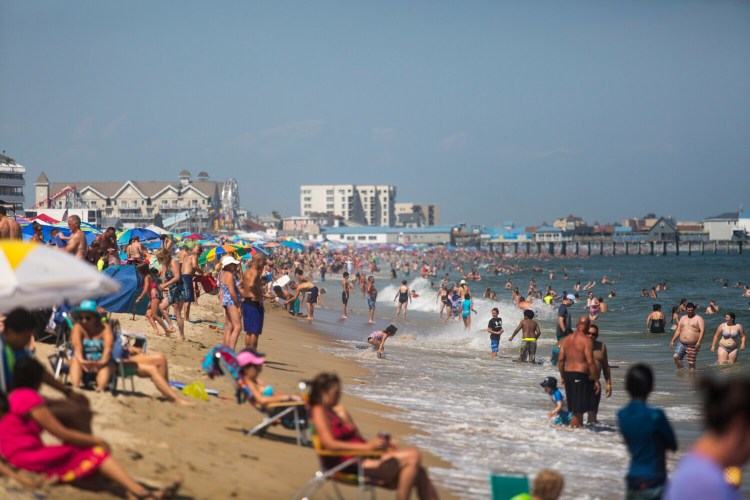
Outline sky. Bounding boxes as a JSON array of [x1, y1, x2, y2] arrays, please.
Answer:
[[1, 1, 749, 227]]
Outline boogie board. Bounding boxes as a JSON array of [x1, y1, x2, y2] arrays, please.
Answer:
[[273, 275, 290, 288]]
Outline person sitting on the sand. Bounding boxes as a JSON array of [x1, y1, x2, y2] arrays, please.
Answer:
[[69, 300, 114, 392], [0, 358, 181, 499], [309, 372, 439, 500]]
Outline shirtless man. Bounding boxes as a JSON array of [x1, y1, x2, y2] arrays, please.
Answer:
[[160, 233, 174, 254], [285, 281, 320, 321], [366, 276, 377, 324], [0, 206, 22, 239], [241, 253, 267, 350], [586, 324, 611, 425], [669, 302, 705, 371], [61, 215, 87, 259], [509, 309, 541, 363], [94, 227, 120, 267], [516, 296, 533, 311], [558, 316, 600, 428], [181, 245, 202, 322], [341, 272, 351, 319]]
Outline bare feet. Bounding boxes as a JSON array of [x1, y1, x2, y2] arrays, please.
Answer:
[[368, 320, 375, 324]]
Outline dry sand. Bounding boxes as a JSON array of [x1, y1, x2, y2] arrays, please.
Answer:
[[1, 299, 455, 499]]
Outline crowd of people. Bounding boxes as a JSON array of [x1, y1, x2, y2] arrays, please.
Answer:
[[1, 214, 749, 498]]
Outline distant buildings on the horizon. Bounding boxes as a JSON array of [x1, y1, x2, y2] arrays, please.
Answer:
[[0, 153, 26, 210]]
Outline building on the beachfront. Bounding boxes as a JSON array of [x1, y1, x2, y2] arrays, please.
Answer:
[[533, 226, 573, 243], [313, 225, 454, 245], [0, 153, 26, 211], [282, 213, 344, 232], [646, 217, 678, 242], [704, 211, 740, 241], [394, 203, 439, 227], [553, 214, 587, 230], [486, 222, 533, 243], [31, 170, 223, 232], [300, 184, 396, 226]]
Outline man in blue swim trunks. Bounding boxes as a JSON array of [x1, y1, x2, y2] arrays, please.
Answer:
[[366, 276, 377, 324], [241, 253, 267, 350], [486, 308, 504, 358]]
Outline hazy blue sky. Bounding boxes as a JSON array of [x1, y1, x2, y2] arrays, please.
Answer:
[[1, 1, 748, 226]]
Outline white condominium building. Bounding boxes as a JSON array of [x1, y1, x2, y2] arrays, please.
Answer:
[[0, 154, 26, 210], [300, 184, 396, 226]]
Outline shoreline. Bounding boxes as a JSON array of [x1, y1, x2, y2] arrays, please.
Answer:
[[1, 298, 456, 499]]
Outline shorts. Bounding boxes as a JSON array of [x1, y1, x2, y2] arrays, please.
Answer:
[[564, 371, 593, 414], [167, 281, 189, 304], [519, 340, 537, 362], [367, 295, 377, 310], [307, 287, 319, 304], [553, 411, 571, 426], [490, 334, 500, 353], [242, 299, 265, 334], [590, 384, 602, 413], [342, 291, 349, 305], [673, 340, 698, 363], [181, 275, 195, 303]]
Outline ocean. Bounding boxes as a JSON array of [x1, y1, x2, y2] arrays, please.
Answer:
[[305, 253, 750, 499]]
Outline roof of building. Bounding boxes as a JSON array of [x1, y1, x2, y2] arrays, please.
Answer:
[[48, 180, 220, 199], [321, 225, 454, 235], [705, 211, 739, 221], [36, 172, 49, 184], [197, 171, 209, 178], [535, 226, 562, 233]]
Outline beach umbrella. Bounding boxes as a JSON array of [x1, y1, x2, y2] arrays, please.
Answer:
[[204, 244, 249, 263], [0, 241, 121, 314], [263, 242, 280, 248], [117, 228, 161, 245]]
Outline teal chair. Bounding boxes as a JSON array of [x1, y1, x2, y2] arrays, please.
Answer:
[[490, 471, 530, 500]]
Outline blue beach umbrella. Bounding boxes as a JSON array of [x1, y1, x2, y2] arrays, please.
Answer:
[[117, 228, 161, 245]]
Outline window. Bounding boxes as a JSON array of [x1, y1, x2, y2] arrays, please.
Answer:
[[326, 204, 334, 210], [358, 236, 366, 241], [192, 200, 198, 207], [120, 201, 127, 208], [89, 201, 97, 207], [368, 236, 377, 241], [346, 236, 354, 241], [131, 200, 138, 208], [326, 190, 333, 195], [304, 197, 311, 202], [304, 204, 311, 209], [172, 200, 178, 207], [161, 201, 168, 208]]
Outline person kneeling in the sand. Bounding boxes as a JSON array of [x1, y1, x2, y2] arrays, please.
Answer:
[[367, 325, 398, 359]]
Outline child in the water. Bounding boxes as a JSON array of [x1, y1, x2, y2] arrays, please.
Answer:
[[541, 376, 570, 425]]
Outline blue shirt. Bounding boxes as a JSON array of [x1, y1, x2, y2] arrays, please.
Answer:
[[549, 389, 568, 413], [617, 400, 677, 482], [664, 452, 742, 500]]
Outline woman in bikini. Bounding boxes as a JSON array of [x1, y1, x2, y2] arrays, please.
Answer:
[[710, 312, 746, 365], [219, 256, 243, 351], [135, 263, 173, 336], [68, 300, 113, 392], [309, 373, 438, 500]]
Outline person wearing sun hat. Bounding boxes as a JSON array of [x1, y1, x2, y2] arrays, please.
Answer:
[[237, 349, 304, 407], [69, 299, 114, 392], [220, 255, 243, 350]]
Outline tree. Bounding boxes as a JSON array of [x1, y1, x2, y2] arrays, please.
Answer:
[[271, 210, 282, 220]]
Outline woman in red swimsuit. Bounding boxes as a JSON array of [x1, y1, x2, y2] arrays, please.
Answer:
[[309, 373, 438, 500]]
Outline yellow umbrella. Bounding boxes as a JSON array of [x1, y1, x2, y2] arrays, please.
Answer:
[[0, 241, 121, 314]]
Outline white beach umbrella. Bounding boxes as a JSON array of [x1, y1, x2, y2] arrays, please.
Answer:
[[0, 241, 121, 314]]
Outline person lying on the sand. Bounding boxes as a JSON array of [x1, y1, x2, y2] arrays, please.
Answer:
[[0, 358, 181, 499]]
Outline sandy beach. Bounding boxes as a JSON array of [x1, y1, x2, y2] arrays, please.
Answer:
[[0, 298, 455, 499]]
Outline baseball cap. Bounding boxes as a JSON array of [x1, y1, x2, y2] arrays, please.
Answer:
[[566, 294, 577, 303], [221, 255, 240, 268], [237, 349, 265, 367], [540, 376, 557, 389]]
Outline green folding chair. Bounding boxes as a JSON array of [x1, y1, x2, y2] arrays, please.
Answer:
[[490, 470, 530, 500]]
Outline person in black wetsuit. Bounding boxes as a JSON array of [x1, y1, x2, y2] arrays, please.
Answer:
[[646, 304, 666, 333]]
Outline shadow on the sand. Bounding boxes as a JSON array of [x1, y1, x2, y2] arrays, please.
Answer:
[[224, 427, 311, 447]]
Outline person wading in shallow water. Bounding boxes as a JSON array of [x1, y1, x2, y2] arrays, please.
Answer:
[[669, 302, 705, 371]]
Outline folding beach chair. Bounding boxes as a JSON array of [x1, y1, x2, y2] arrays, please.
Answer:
[[293, 423, 387, 500], [202, 345, 309, 445], [109, 322, 148, 395], [489, 470, 530, 500]]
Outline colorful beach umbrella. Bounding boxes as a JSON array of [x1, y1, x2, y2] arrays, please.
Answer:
[[0, 241, 121, 314], [117, 227, 161, 244], [204, 244, 250, 263]]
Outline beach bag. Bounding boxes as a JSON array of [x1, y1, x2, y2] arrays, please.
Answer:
[[182, 381, 210, 401]]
